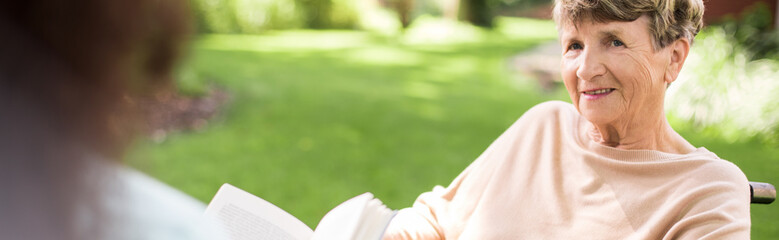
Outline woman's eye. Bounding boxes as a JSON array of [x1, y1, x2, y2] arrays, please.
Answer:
[[611, 40, 624, 47], [568, 43, 583, 50]]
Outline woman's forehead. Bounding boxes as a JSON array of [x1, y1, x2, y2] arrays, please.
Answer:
[[559, 16, 650, 40]]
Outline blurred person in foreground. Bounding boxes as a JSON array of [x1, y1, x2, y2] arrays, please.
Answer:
[[0, 1, 222, 239], [382, 0, 750, 239]]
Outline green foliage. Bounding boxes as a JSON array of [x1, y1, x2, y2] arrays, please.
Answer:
[[492, 0, 553, 17], [667, 2, 779, 145], [192, 0, 360, 33], [666, 26, 779, 145], [719, 2, 779, 60], [192, 0, 302, 33], [354, 2, 404, 36], [457, 0, 554, 28], [296, 0, 332, 29], [494, 16, 557, 40], [328, 0, 361, 29], [193, 0, 241, 33], [401, 15, 492, 45], [294, 0, 359, 29], [461, 0, 496, 27], [493, 0, 551, 11], [188, 0, 556, 34], [400, 15, 556, 45]]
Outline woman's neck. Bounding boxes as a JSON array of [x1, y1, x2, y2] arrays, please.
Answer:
[[581, 112, 696, 154]]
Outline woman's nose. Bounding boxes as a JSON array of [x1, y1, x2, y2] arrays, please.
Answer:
[[576, 49, 607, 81]]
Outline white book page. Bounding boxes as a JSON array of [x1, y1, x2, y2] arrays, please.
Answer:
[[353, 198, 397, 240], [311, 193, 396, 240], [310, 193, 370, 240], [204, 184, 314, 240]]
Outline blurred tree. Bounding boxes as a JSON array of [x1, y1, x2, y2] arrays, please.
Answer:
[[193, 0, 242, 33], [442, 0, 460, 20], [296, 0, 333, 29], [461, 0, 494, 27], [190, 0, 361, 33], [386, 0, 416, 28], [721, 2, 779, 60], [493, 0, 553, 18]]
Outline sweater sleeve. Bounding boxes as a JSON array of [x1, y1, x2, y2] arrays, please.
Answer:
[[663, 161, 752, 240], [380, 101, 572, 240], [381, 149, 495, 240], [381, 187, 447, 240], [381, 102, 546, 240]]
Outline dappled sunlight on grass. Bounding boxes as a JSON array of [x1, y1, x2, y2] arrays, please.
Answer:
[[341, 47, 425, 67], [403, 81, 441, 100], [428, 57, 482, 80], [130, 21, 561, 227]]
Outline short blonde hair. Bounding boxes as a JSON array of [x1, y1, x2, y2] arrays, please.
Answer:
[[553, 0, 704, 50]]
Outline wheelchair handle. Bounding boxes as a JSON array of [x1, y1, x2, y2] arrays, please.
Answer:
[[750, 182, 775, 204]]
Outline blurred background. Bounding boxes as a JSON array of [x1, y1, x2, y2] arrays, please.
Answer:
[[126, 0, 779, 237]]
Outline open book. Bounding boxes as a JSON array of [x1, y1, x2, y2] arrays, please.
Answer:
[[204, 184, 397, 240]]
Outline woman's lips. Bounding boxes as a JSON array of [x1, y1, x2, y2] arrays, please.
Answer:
[[581, 88, 615, 100]]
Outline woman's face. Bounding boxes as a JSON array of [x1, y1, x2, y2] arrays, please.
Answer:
[[559, 15, 674, 126]]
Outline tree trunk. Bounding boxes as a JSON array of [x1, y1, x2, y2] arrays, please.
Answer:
[[442, 0, 460, 20], [461, 0, 493, 28], [389, 0, 415, 28], [298, 0, 333, 29]]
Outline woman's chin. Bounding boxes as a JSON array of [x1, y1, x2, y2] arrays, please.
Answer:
[[578, 106, 620, 125]]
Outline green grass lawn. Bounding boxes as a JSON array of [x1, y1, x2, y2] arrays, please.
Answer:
[[127, 18, 778, 238]]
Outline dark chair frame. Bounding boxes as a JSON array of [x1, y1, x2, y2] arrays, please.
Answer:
[[749, 182, 775, 204]]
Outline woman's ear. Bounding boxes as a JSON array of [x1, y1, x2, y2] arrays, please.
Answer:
[[665, 38, 690, 84]]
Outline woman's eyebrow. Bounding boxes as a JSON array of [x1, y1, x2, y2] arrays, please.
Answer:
[[560, 32, 580, 43], [561, 36, 576, 43], [598, 29, 624, 39]]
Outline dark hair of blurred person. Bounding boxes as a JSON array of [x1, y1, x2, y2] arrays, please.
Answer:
[[0, 1, 220, 239]]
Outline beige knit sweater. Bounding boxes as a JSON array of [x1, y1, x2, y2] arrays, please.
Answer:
[[382, 101, 750, 240]]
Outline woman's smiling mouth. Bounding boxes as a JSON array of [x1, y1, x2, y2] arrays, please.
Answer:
[[581, 88, 616, 99]]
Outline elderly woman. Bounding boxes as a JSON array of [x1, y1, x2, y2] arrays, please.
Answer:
[[381, 0, 750, 239]]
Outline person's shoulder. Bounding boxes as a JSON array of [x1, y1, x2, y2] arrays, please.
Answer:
[[109, 167, 227, 240], [523, 101, 577, 119], [514, 101, 577, 126], [499, 101, 579, 140], [677, 149, 750, 197], [661, 150, 751, 239], [686, 149, 747, 180], [118, 167, 207, 212]]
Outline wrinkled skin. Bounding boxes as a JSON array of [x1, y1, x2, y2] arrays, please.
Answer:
[[558, 15, 695, 153]]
